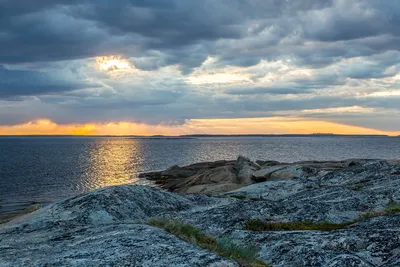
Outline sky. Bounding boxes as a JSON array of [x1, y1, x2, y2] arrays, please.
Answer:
[[0, 0, 400, 136]]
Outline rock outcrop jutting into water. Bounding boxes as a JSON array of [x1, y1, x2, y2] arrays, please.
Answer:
[[139, 156, 380, 194], [1, 158, 400, 266]]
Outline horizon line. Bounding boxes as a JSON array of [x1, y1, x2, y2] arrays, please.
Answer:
[[0, 133, 398, 137]]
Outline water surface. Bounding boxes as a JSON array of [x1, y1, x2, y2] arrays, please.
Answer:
[[0, 136, 399, 210]]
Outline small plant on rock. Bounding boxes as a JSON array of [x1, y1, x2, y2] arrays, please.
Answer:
[[386, 201, 400, 214], [148, 218, 270, 267], [244, 218, 351, 231]]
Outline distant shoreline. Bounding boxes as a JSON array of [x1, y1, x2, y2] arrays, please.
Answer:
[[0, 134, 397, 138]]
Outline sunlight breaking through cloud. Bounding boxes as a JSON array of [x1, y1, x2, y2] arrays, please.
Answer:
[[96, 56, 132, 72]]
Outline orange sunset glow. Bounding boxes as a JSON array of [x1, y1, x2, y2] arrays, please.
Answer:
[[1, 118, 399, 136]]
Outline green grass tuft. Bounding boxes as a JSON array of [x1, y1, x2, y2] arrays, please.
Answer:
[[229, 195, 248, 200], [244, 202, 400, 232], [386, 202, 400, 214], [148, 218, 270, 267], [244, 219, 351, 231], [249, 197, 264, 201], [352, 185, 362, 191], [217, 238, 259, 261], [229, 195, 264, 201]]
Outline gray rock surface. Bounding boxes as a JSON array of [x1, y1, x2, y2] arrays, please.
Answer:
[[174, 160, 400, 266], [0, 185, 236, 267], [230, 214, 400, 267], [140, 160, 238, 193], [139, 156, 360, 194], [1, 159, 400, 266], [234, 155, 260, 185], [223, 178, 318, 201], [252, 165, 317, 182], [140, 156, 260, 194], [166, 165, 239, 194]]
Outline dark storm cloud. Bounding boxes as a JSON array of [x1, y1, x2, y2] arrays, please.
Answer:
[[302, 1, 400, 42], [0, 0, 334, 64], [0, 65, 95, 99], [0, 0, 398, 71], [0, 0, 240, 63]]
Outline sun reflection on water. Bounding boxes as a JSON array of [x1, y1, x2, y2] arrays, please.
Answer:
[[84, 138, 144, 191]]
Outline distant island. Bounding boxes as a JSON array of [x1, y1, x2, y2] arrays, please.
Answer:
[[178, 133, 390, 138]]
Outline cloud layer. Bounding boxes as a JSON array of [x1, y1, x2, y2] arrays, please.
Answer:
[[0, 0, 399, 133]]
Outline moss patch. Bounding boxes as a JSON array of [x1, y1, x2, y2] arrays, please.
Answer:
[[148, 218, 269, 267]]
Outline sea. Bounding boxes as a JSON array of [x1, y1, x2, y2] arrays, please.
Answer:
[[0, 136, 399, 212]]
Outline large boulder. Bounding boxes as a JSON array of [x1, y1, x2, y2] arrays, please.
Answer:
[[164, 157, 262, 193], [234, 155, 260, 185], [144, 156, 263, 194], [173, 166, 239, 194], [139, 160, 237, 192]]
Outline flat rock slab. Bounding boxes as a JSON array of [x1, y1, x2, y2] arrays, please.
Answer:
[[0, 223, 237, 267], [0, 185, 236, 267]]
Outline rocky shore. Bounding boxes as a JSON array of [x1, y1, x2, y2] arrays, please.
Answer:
[[139, 156, 388, 194], [1, 157, 400, 266]]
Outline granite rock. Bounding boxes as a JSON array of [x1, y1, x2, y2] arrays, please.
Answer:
[[234, 155, 260, 185], [1, 160, 400, 266]]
